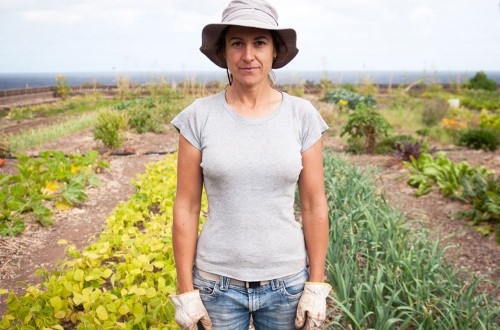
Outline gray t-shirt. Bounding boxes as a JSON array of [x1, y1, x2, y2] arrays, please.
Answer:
[[171, 91, 328, 281]]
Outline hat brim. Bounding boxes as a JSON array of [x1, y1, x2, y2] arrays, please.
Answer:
[[200, 21, 298, 69]]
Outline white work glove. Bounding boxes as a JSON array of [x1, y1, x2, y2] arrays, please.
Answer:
[[295, 282, 332, 329], [169, 290, 213, 330]]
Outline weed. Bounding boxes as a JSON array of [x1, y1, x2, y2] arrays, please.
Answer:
[[93, 109, 128, 149]]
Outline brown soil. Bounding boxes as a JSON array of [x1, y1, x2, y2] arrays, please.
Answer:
[[0, 103, 499, 316]]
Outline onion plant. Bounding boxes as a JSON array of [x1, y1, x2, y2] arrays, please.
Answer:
[[323, 152, 498, 329]]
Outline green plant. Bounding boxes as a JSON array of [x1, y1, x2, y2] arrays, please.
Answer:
[[0, 150, 108, 236], [403, 152, 498, 237], [341, 103, 392, 153], [458, 127, 498, 151], [479, 109, 500, 131], [322, 152, 498, 329], [128, 107, 164, 134], [322, 88, 376, 110], [93, 109, 128, 149], [450, 173, 500, 241], [55, 75, 71, 99], [466, 71, 497, 91]]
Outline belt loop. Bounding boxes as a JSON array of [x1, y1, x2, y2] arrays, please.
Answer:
[[220, 276, 230, 291], [271, 278, 281, 290]]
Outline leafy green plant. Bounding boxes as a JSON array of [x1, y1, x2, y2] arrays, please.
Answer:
[[465, 71, 497, 91], [93, 109, 128, 149], [450, 173, 500, 241], [0, 154, 206, 328], [322, 152, 498, 329], [458, 127, 498, 151], [0, 150, 108, 236], [322, 88, 376, 110], [341, 103, 392, 153], [403, 152, 498, 237]]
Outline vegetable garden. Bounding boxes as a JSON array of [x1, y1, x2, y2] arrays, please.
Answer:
[[0, 74, 498, 328]]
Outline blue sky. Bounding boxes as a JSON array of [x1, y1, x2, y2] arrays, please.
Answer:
[[1, 0, 499, 73]]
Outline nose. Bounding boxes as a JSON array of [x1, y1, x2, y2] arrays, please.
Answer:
[[242, 44, 255, 62]]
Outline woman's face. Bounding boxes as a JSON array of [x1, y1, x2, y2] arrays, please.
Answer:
[[224, 26, 277, 88]]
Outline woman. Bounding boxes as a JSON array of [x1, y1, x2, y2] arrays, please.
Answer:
[[169, 1, 331, 329]]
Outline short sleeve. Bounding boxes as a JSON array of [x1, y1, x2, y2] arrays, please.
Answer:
[[301, 102, 329, 152], [170, 103, 203, 150]]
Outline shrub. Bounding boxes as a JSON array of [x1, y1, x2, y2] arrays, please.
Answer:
[[128, 107, 164, 134], [55, 74, 71, 99], [479, 109, 500, 131], [421, 98, 449, 126], [341, 103, 392, 153], [93, 109, 128, 149], [466, 71, 497, 91], [458, 128, 498, 151]]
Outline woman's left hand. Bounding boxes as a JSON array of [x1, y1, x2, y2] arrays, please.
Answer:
[[294, 282, 332, 329]]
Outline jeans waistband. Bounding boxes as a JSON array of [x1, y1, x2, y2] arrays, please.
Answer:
[[196, 269, 271, 289]]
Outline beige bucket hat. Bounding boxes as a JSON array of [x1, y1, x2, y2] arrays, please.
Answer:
[[200, 0, 298, 69]]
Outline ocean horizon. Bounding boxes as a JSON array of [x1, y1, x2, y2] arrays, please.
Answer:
[[1, 70, 499, 90]]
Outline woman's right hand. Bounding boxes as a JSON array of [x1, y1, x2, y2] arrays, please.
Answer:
[[169, 290, 213, 330]]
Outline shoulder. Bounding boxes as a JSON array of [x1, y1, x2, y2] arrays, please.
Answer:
[[184, 91, 225, 114], [282, 92, 318, 117]]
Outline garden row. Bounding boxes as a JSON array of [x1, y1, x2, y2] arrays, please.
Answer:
[[1, 152, 498, 328]]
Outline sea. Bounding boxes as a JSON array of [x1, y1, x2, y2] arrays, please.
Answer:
[[1, 70, 500, 90]]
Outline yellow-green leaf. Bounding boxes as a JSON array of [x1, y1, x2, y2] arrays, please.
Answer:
[[74, 269, 84, 282], [55, 200, 72, 211], [57, 239, 68, 245], [118, 304, 129, 315], [146, 287, 157, 298], [54, 310, 66, 319], [73, 293, 84, 305], [49, 296, 63, 312], [96, 305, 108, 321]]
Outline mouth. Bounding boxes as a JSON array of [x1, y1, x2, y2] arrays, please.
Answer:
[[239, 67, 259, 72]]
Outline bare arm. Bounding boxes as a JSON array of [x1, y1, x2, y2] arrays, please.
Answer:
[[173, 133, 203, 293], [298, 139, 329, 282]]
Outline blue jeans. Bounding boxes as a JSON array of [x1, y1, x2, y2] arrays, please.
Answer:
[[193, 267, 309, 330]]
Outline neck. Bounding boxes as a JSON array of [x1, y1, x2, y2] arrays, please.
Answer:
[[226, 83, 275, 109], [225, 84, 282, 119]]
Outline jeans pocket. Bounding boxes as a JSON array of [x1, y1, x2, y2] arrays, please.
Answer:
[[193, 269, 218, 301], [280, 268, 308, 301]]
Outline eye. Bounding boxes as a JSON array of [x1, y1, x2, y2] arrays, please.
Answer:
[[230, 40, 244, 48], [255, 40, 267, 47]]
